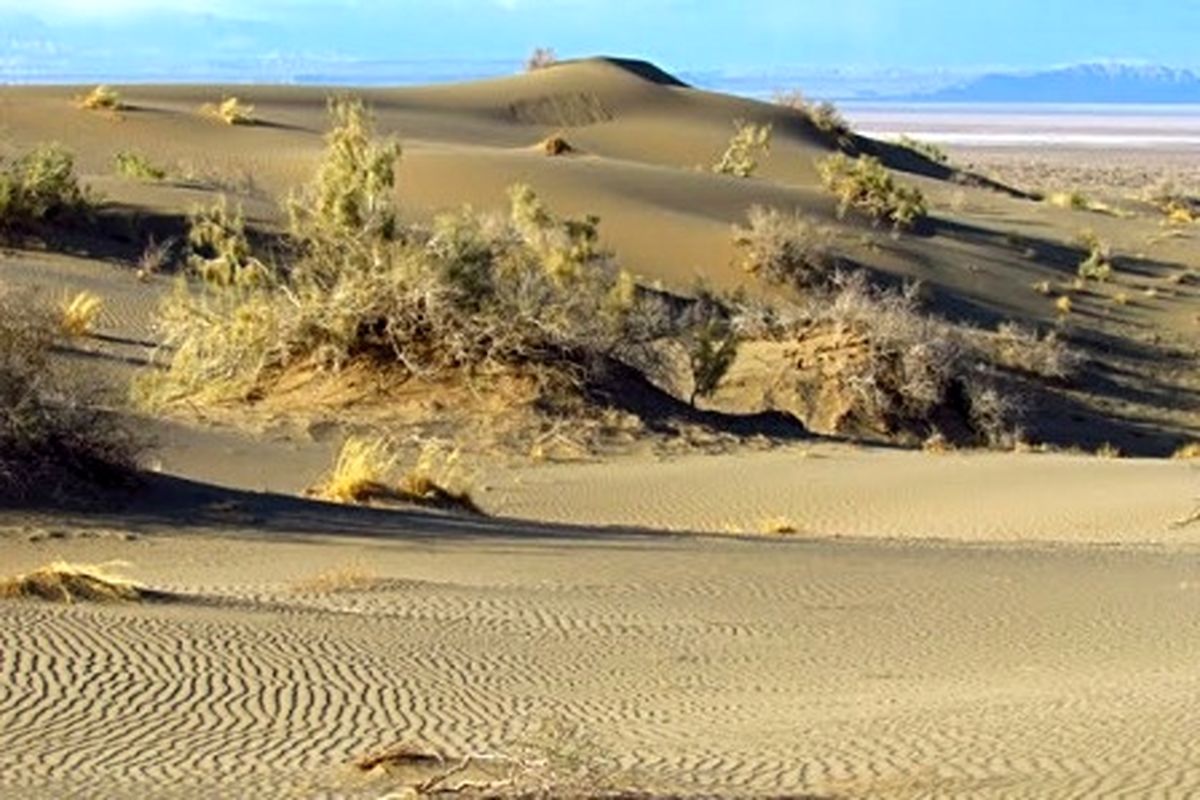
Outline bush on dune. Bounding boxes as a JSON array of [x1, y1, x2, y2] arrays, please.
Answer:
[[818, 153, 926, 230], [0, 144, 90, 235], [734, 205, 841, 292], [143, 98, 668, 409], [713, 120, 772, 178], [0, 291, 139, 504]]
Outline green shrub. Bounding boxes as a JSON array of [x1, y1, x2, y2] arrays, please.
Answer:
[[713, 120, 772, 178], [186, 197, 270, 288], [1075, 229, 1113, 281], [0, 144, 89, 234], [818, 153, 926, 230], [733, 205, 840, 292], [684, 296, 739, 406], [114, 150, 167, 181]]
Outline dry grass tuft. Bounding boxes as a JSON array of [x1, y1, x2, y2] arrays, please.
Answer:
[[76, 85, 123, 111], [202, 97, 256, 126], [0, 561, 143, 604], [758, 516, 799, 535], [114, 150, 167, 181], [59, 291, 103, 337], [1096, 442, 1122, 459], [398, 441, 479, 513], [539, 133, 575, 156], [314, 436, 398, 504], [290, 565, 380, 595], [1055, 295, 1074, 315], [1047, 190, 1092, 211], [1173, 442, 1200, 460]]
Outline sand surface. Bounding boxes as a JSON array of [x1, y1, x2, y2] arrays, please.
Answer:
[[4, 512, 1200, 799], [3, 59, 1200, 797]]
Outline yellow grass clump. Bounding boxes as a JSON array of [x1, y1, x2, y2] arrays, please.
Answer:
[[315, 436, 398, 504], [0, 561, 143, 604], [539, 133, 575, 156], [60, 291, 103, 337], [1173, 442, 1200, 460], [1055, 295, 1073, 315], [203, 97, 256, 126], [76, 85, 123, 111], [758, 516, 799, 535], [398, 441, 479, 513], [289, 565, 380, 595]]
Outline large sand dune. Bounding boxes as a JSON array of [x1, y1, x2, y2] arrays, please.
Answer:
[[3, 57, 1200, 797]]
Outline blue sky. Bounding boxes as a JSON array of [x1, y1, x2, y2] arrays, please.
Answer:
[[2, 1, 1198, 84]]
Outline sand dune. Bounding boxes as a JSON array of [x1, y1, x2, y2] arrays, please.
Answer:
[[3, 56, 1200, 798]]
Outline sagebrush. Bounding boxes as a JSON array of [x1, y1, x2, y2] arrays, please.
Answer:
[[713, 120, 772, 178], [734, 205, 841, 292], [818, 154, 926, 230]]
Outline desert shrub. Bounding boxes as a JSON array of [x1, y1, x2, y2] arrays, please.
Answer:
[[986, 322, 1079, 381], [186, 198, 271, 288], [818, 153, 926, 230], [202, 96, 256, 126], [144, 98, 666, 408], [288, 96, 402, 248], [897, 135, 949, 165], [774, 91, 851, 144], [114, 150, 167, 181], [0, 144, 90, 233], [539, 133, 574, 156], [733, 205, 840, 292], [1075, 229, 1113, 281], [682, 293, 738, 405], [0, 290, 138, 504], [734, 273, 1022, 446], [314, 435, 398, 504], [1048, 190, 1091, 211], [77, 85, 123, 111], [525, 47, 558, 72], [713, 119, 772, 178]]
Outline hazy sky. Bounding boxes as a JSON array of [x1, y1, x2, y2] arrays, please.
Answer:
[[2, 1, 1198, 80]]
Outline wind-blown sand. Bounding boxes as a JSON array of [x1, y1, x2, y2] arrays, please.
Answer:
[[3, 57, 1200, 797], [3, 509, 1200, 798]]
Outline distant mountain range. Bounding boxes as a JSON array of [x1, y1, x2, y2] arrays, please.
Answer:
[[910, 63, 1200, 104]]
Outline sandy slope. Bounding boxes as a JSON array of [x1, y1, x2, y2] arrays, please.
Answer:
[[3, 57, 1200, 798], [3, 512, 1200, 798]]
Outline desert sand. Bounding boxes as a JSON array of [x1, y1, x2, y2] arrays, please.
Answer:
[[3, 58, 1200, 798]]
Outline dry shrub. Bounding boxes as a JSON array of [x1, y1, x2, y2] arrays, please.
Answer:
[[682, 292, 738, 406], [525, 47, 558, 72], [76, 85, 123, 111], [202, 96, 256, 126], [774, 90, 851, 144], [897, 134, 949, 165], [713, 119, 772, 178], [983, 322, 1079, 381], [1048, 190, 1092, 211], [539, 133, 574, 156], [734, 273, 1023, 446], [1055, 295, 1073, 315], [0, 291, 139, 504], [734, 205, 841, 292], [0, 144, 90, 235], [144, 97, 667, 410], [0, 561, 142, 603], [60, 290, 103, 337], [818, 153, 926, 230]]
